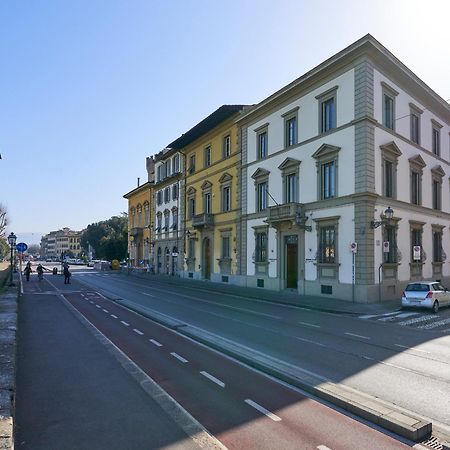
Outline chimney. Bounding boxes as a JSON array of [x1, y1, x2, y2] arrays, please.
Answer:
[[137, 177, 140, 187], [146, 156, 155, 182]]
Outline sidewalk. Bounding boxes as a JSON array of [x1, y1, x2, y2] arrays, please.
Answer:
[[0, 274, 17, 450], [123, 271, 401, 316]]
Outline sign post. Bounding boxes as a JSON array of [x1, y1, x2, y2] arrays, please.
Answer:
[[350, 242, 357, 303], [16, 242, 28, 274]]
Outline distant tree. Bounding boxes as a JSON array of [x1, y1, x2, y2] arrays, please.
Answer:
[[0, 204, 8, 238], [27, 244, 40, 255], [0, 239, 8, 259], [81, 214, 128, 261]]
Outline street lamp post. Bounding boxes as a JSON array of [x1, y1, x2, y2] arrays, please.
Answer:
[[7, 232, 16, 287]]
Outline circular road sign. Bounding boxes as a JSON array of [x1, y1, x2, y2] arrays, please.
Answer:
[[16, 242, 28, 253]]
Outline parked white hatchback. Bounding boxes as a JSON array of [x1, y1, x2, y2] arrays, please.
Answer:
[[401, 281, 450, 313]]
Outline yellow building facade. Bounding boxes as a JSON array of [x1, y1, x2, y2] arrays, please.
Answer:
[[123, 157, 155, 268], [168, 105, 247, 282]]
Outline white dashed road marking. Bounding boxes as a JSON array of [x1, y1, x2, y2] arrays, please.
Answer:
[[244, 399, 281, 421], [345, 332, 370, 340], [149, 339, 162, 347], [102, 309, 109, 313], [111, 315, 118, 319], [299, 321, 321, 328], [394, 344, 430, 354], [120, 321, 130, 326], [170, 352, 188, 363], [141, 292, 155, 297], [133, 329, 144, 335], [95, 305, 101, 308], [200, 371, 225, 388], [317, 445, 332, 450]]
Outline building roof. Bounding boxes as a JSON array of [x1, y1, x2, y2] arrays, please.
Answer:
[[123, 181, 152, 199], [166, 105, 248, 150]]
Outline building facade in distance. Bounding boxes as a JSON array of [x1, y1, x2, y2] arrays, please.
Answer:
[[40, 228, 83, 261]]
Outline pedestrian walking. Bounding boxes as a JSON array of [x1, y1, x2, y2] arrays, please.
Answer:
[[63, 262, 71, 284], [24, 262, 32, 282], [36, 264, 44, 281]]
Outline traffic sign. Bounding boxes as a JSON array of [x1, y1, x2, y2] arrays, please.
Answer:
[[16, 242, 28, 253]]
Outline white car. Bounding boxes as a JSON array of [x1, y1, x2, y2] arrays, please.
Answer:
[[401, 281, 450, 313]]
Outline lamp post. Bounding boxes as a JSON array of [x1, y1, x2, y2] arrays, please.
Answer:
[[370, 206, 394, 229], [7, 232, 16, 286]]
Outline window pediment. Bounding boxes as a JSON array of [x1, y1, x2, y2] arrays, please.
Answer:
[[312, 144, 341, 160], [278, 157, 301, 171], [408, 154, 426, 169], [431, 165, 445, 178], [201, 180, 212, 190], [219, 172, 233, 183], [251, 167, 270, 179], [187, 186, 197, 196], [380, 141, 402, 158]]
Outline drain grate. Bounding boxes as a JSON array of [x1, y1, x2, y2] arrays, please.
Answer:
[[419, 436, 443, 450]]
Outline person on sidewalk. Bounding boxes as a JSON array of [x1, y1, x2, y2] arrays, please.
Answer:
[[36, 264, 44, 281], [63, 263, 71, 284]]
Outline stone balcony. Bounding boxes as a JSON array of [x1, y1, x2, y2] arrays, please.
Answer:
[[192, 213, 214, 228], [266, 203, 310, 230]]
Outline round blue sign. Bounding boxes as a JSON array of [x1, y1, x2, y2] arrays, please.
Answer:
[[16, 242, 28, 252]]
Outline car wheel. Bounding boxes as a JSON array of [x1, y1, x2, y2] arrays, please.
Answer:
[[432, 301, 439, 314]]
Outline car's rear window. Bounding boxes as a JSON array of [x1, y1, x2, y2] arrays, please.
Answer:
[[405, 283, 429, 292]]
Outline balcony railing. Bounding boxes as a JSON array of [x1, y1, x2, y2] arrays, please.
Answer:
[[266, 203, 310, 230], [192, 213, 214, 228]]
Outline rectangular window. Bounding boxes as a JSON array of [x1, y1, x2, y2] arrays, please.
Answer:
[[157, 215, 162, 232], [285, 173, 297, 203], [257, 181, 268, 212], [258, 131, 267, 159], [411, 228, 422, 261], [164, 187, 170, 203], [432, 179, 441, 210], [157, 165, 162, 182], [188, 198, 195, 219], [411, 113, 420, 144], [157, 191, 162, 205], [164, 214, 169, 231], [165, 160, 171, 177], [285, 116, 297, 147], [411, 171, 420, 205], [319, 226, 335, 264], [144, 207, 149, 227], [172, 184, 178, 200], [189, 155, 196, 174], [322, 161, 335, 199], [204, 146, 211, 167], [383, 94, 394, 130], [433, 231, 442, 262], [384, 160, 393, 198], [432, 127, 440, 156], [172, 211, 178, 230], [223, 135, 231, 158], [222, 186, 231, 212], [320, 97, 335, 133], [384, 226, 397, 263], [173, 154, 180, 173], [222, 237, 230, 258], [255, 231, 268, 263], [204, 193, 211, 214]]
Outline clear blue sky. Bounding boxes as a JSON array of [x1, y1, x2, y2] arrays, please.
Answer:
[[1, 0, 449, 245]]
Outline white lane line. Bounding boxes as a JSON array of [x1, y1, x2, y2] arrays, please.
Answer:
[[111, 314, 118, 319], [133, 328, 144, 335], [149, 339, 162, 347], [317, 445, 332, 450], [200, 371, 225, 388], [80, 293, 85, 298], [95, 304, 101, 308], [298, 321, 321, 328], [359, 311, 400, 319], [170, 352, 188, 363], [394, 344, 430, 354], [378, 312, 418, 321], [244, 399, 281, 422], [141, 292, 155, 297], [102, 309, 109, 313], [296, 337, 327, 347], [120, 321, 130, 326], [345, 332, 370, 340], [89, 301, 94, 304]]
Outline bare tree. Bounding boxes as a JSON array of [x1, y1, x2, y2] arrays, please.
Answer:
[[0, 204, 8, 238]]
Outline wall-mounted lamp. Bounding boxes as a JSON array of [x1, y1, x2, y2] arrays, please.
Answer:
[[370, 206, 394, 229]]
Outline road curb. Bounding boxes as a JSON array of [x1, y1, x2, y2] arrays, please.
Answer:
[[117, 298, 432, 443]]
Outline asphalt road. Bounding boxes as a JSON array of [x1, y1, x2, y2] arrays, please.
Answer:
[[75, 270, 450, 435], [16, 270, 412, 449]]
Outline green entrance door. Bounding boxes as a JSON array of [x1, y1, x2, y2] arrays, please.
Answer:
[[286, 235, 298, 289]]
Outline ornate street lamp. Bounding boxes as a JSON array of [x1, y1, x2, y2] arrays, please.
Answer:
[[7, 232, 16, 286], [370, 206, 394, 229]]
